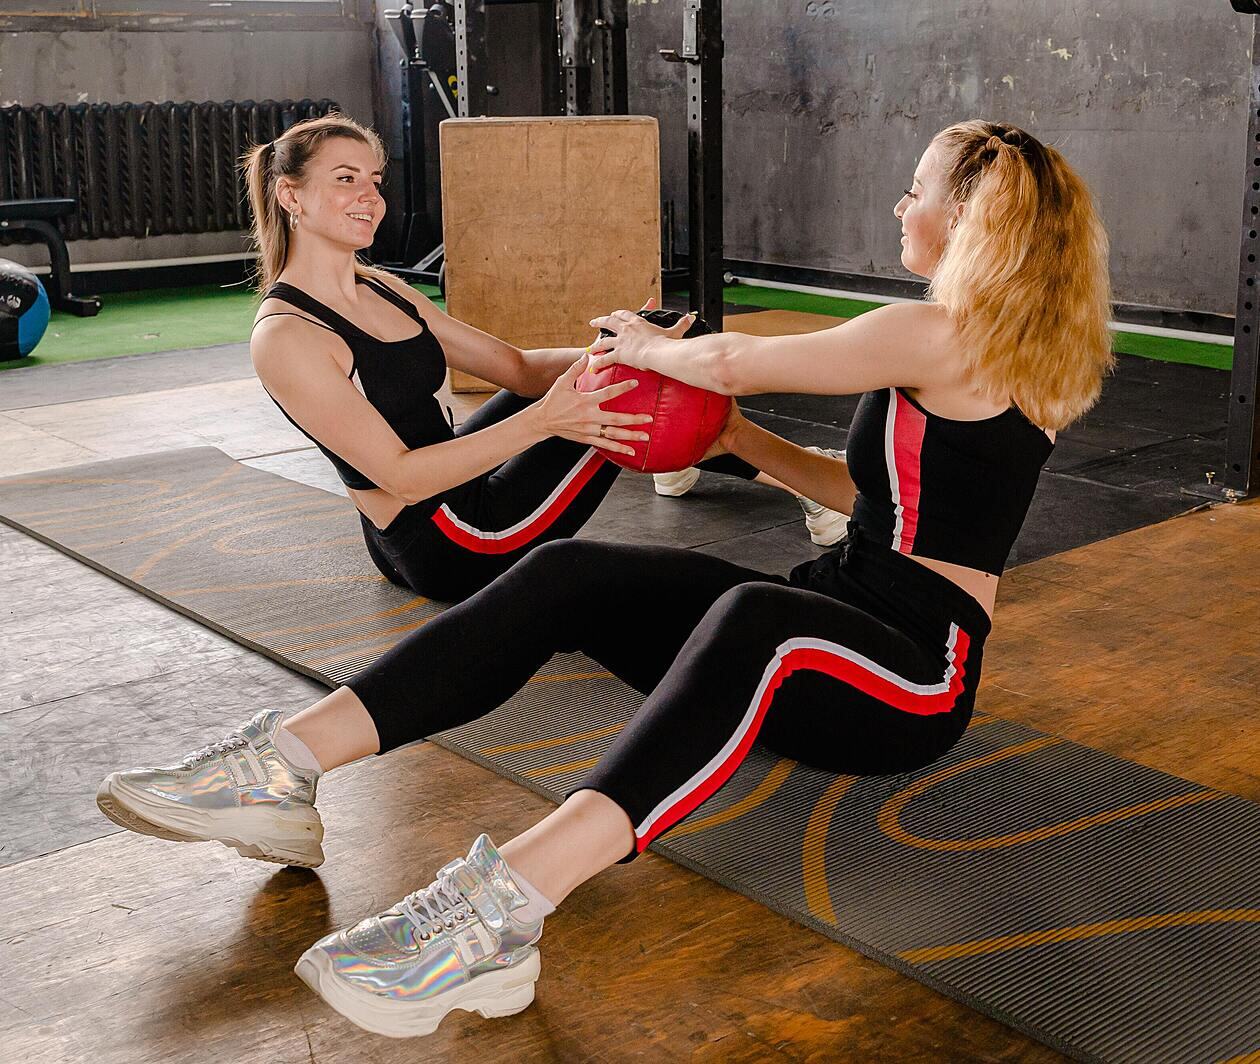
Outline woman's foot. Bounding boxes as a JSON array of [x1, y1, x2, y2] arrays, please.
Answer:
[[652, 466, 702, 496], [798, 447, 848, 546], [295, 834, 544, 1038], [95, 709, 325, 868]]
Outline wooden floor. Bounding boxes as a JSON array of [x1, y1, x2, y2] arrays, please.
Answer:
[[3, 324, 1257, 1062]]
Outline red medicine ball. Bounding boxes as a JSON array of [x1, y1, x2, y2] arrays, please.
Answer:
[[576, 310, 730, 474]]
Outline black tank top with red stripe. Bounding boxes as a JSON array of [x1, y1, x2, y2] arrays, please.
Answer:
[[254, 275, 452, 491], [842, 387, 1054, 576]]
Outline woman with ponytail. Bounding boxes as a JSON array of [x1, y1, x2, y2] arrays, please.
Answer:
[[240, 113, 767, 602], [102, 120, 1112, 1040]]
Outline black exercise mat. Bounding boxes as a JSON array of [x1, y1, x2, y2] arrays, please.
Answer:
[[2, 448, 1257, 1063]]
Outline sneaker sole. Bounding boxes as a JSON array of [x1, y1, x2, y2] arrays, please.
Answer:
[[653, 468, 701, 497], [808, 524, 848, 547], [96, 773, 325, 868], [294, 945, 540, 1037]]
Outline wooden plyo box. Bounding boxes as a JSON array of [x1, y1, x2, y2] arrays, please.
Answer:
[[440, 116, 662, 392]]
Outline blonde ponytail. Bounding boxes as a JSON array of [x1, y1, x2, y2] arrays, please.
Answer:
[[928, 121, 1113, 430]]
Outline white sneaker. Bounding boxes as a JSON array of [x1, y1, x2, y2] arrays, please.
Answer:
[[652, 467, 701, 497], [798, 447, 848, 547]]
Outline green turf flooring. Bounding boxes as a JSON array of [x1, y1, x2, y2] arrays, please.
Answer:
[[0, 281, 445, 372], [0, 278, 1229, 374]]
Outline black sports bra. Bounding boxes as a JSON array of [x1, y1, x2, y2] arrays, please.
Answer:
[[844, 386, 1054, 575], [253, 275, 452, 491]]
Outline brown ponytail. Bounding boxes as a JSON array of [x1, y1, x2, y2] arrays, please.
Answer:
[[240, 113, 391, 296]]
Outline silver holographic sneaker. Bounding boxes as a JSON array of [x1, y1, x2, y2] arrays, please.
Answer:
[[295, 834, 543, 1038], [95, 709, 324, 868]]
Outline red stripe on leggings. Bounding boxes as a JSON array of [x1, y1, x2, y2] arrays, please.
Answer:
[[430, 450, 607, 555], [635, 628, 972, 853]]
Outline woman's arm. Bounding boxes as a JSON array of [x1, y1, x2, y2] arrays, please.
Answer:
[[589, 301, 954, 398], [713, 407, 857, 514], [253, 320, 647, 505]]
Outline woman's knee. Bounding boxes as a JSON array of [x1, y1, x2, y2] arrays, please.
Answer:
[[708, 581, 798, 626]]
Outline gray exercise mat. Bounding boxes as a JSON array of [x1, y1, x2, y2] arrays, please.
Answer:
[[1, 447, 1257, 1063]]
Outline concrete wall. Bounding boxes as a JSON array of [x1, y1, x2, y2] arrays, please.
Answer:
[[626, 0, 1252, 314], [2, 2, 1251, 313], [0, 23, 378, 268]]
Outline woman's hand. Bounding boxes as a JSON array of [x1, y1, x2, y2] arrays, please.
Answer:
[[699, 401, 746, 461], [587, 303, 696, 373], [528, 355, 653, 458]]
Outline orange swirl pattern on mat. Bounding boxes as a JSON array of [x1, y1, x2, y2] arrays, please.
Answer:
[[802, 776, 859, 925], [877, 737, 1226, 852], [524, 756, 602, 779], [1216, 1049, 1260, 1064], [2, 474, 174, 519], [668, 759, 797, 840], [898, 908, 1260, 964], [167, 575, 389, 596], [37, 472, 268, 532], [265, 618, 434, 656], [479, 721, 626, 757], [245, 597, 430, 640], [799, 715, 1000, 924], [130, 499, 343, 580], [107, 491, 322, 558]]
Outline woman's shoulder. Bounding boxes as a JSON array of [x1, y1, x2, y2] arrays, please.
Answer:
[[859, 301, 964, 384], [363, 268, 440, 315], [876, 300, 955, 337], [250, 302, 350, 379]]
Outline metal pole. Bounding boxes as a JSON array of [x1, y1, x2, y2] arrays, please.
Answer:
[[453, 0, 488, 117], [561, 0, 596, 115], [540, 0, 563, 115], [1191, 1, 1260, 501], [1226, 5, 1260, 494], [688, 0, 723, 328], [600, 0, 629, 115]]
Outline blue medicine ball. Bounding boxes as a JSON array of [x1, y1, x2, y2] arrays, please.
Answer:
[[0, 259, 51, 360]]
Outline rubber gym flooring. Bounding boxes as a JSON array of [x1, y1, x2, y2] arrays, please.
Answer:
[[1, 288, 1254, 1062]]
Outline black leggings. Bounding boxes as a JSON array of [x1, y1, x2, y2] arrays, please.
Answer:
[[360, 390, 757, 602], [348, 526, 992, 860]]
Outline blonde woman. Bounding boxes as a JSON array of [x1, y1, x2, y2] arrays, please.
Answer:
[[99, 121, 1111, 1038], [239, 113, 767, 602]]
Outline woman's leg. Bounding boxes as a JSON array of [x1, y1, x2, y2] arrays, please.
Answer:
[[294, 578, 984, 1036], [369, 386, 625, 599], [341, 539, 783, 756], [97, 541, 779, 864], [500, 579, 983, 900]]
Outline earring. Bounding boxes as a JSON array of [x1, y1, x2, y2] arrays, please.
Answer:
[[289, 213, 299, 230]]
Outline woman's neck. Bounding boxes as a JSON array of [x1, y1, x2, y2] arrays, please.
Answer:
[[277, 248, 363, 305]]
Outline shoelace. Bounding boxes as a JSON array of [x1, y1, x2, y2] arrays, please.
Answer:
[[180, 731, 250, 768], [400, 870, 474, 940]]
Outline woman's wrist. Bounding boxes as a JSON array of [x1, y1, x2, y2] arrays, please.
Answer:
[[720, 409, 749, 454]]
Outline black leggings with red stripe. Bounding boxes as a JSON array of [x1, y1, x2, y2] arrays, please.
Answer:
[[360, 390, 757, 602], [348, 524, 992, 860]]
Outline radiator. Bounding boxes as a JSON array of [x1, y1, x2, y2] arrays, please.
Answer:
[[0, 98, 340, 242]]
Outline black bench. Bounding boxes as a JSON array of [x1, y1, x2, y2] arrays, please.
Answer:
[[0, 199, 101, 317]]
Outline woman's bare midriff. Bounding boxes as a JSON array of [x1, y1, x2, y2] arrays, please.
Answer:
[[349, 485, 407, 532], [902, 553, 997, 620]]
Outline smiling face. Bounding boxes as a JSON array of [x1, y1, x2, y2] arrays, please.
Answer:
[[277, 136, 385, 251], [892, 139, 961, 280]]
